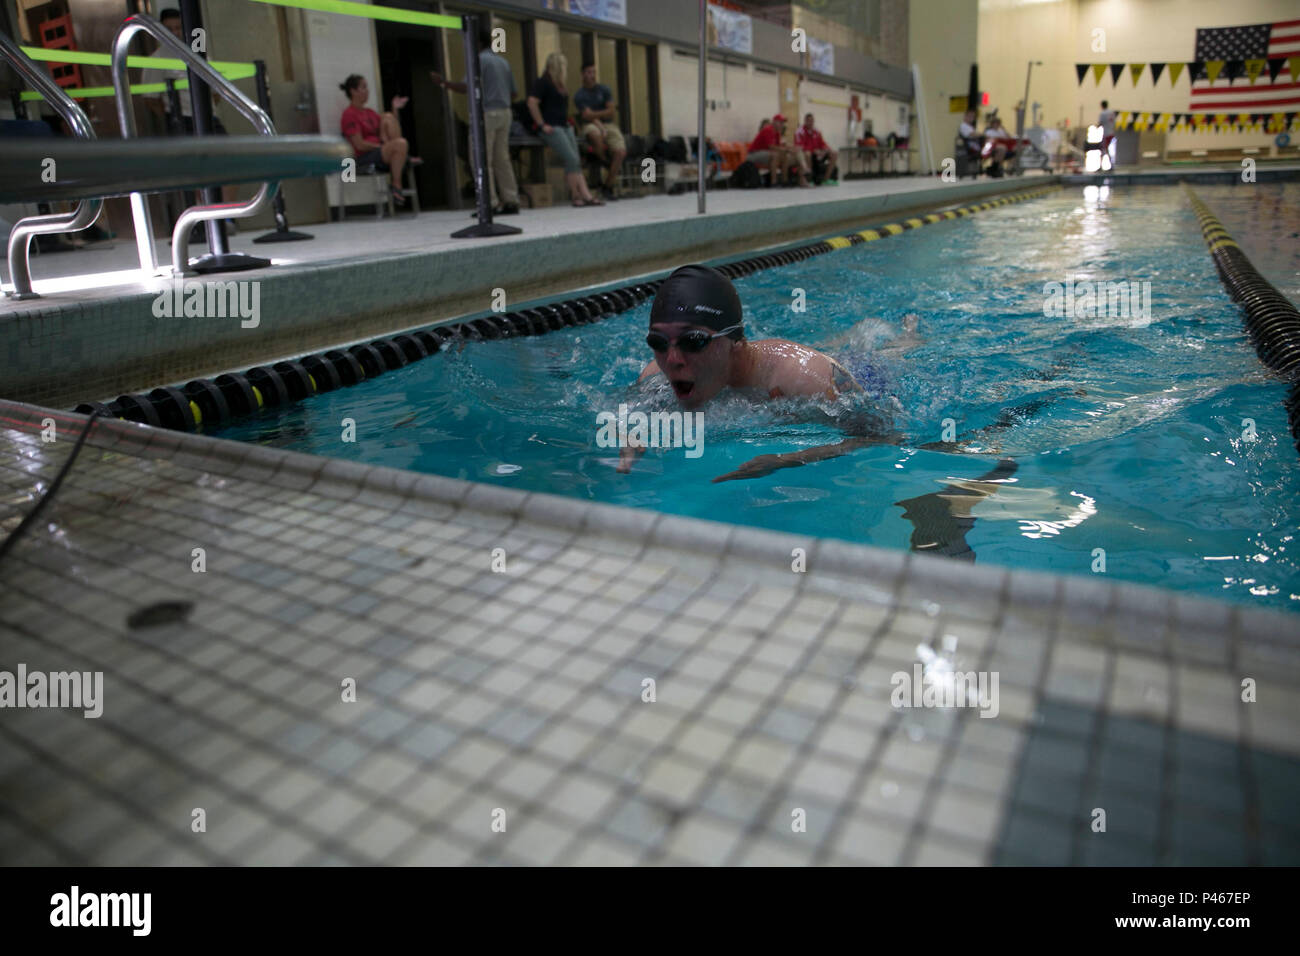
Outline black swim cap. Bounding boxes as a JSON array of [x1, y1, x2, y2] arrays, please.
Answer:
[[649, 265, 744, 340]]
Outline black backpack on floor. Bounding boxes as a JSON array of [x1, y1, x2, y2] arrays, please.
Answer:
[[730, 160, 762, 188]]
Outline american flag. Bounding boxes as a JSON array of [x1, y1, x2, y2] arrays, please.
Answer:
[[1190, 19, 1300, 112]]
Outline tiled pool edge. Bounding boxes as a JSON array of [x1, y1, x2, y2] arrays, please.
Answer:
[[5, 398, 1297, 650], [4, 397, 1299, 866]]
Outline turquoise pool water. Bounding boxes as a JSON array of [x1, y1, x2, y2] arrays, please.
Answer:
[[218, 183, 1300, 613]]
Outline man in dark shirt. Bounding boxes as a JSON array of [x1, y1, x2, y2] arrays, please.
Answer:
[[573, 62, 626, 200]]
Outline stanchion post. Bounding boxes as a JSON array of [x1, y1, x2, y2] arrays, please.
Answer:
[[252, 58, 313, 243], [697, 0, 706, 213], [451, 14, 520, 239], [180, 0, 228, 256]]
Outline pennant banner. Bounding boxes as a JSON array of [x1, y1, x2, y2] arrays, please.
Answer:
[[1168, 62, 1184, 86], [1102, 110, 1300, 133]]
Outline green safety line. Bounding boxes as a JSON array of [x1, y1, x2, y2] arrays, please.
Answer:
[[20, 45, 250, 73], [20, 74, 257, 101], [18, 45, 255, 101], [247, 0, 461, 30]]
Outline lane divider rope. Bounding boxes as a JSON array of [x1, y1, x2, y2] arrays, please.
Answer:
[[73, 184, 1059, 432], [1185, 185, 1300, 456]]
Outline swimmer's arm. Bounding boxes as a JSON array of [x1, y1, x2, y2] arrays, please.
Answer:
[[712, 427, 972, 483], [711, 437, 877, 483], [616, 361, 660, 473]]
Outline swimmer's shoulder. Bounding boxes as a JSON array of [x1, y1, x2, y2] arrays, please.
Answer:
[[637, 359, 661, 382], [752, 339, 860, 395]]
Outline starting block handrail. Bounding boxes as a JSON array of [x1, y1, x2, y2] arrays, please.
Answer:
[[111, 13, 277, 276], [0, 30, 103, 300]]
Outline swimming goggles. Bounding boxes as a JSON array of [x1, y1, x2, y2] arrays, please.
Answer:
[[646, 324, 742, 354]]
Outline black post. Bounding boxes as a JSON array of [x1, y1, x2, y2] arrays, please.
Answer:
[[165, 77, 183, 133], [451, 14, 520, 239], [179, 0, 269, 272], [251, 59, 312, 243]]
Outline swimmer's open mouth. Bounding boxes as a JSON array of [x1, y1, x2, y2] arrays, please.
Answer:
[[671, 380, 694, 398]]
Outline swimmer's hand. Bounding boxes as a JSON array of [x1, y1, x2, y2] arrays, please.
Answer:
[[616, 441, 646, 474]]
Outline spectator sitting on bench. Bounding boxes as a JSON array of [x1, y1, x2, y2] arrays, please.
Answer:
[[574, 61, 626, 201], [747, 113, 810, 187], [958, 109, 981, 161], [795, 112, 838, 185], [983, 112, 1008, 177], [527, 52, 603, 207], [339, 74, 416, 207], [430, 20, 520, 215]]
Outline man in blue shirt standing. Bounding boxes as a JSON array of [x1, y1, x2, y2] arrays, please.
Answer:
[[432, 22, 521, 214], [573, 62, 626, 201]]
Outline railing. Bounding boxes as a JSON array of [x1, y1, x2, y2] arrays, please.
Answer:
[[0, 31, 103, 300], [110, 14, 277, 276]]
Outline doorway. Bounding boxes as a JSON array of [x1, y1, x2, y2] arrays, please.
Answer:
[[374, 18, 457, 209]]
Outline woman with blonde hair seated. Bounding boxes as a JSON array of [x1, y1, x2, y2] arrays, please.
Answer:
[[526, 52, 603, 207]]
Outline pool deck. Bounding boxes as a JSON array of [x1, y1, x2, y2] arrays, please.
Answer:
[[1, 401, 1298, 865], [2, 170, 1299, 866], [3, 172, 1058, 408]]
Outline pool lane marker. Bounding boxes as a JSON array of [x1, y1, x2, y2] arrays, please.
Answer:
[[73, 185, 1057, 433], [1185, 185, 1300, 456]]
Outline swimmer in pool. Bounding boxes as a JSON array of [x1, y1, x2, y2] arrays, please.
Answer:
[[620, 264, 1035, 562], [630, 264, 864, 408], [619, 263, 911, 476]]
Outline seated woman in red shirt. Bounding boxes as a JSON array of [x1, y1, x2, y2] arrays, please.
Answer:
[[339, 74, 417, 207], [747, 114, 810, 187]]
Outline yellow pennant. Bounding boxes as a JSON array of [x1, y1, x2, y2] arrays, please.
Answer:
[[1214, 113, 1228, 130], [1290, 57, 1300, 84], [1205, 60, 1225, 84], [1092, 63, 1108, 84], [1272, 112, 1285, 132], [1130, 63, 1145, 86], [1245, 59, 1265, 84], [1168, 62, 1185, 86], [1118, 111, 1131, 129]]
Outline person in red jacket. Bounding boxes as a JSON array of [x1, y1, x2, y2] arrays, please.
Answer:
[[747, 114, 810, 187], [795, 113, 838, 184]]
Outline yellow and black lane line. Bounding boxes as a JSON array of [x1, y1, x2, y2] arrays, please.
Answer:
[[1184, 185, 1300, 455], [75, 185, 1061, 434]]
